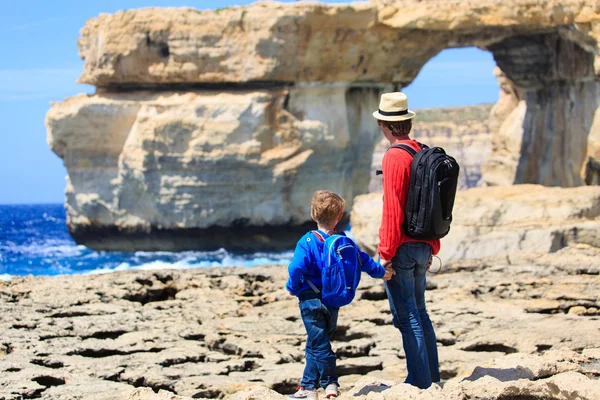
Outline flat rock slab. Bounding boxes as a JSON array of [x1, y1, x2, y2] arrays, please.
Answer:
[[1, 255, 599, 399]]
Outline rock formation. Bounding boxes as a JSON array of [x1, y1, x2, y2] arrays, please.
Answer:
[[47, 0, 600, 251], [482, 39, 600, 187], [370, 104, 493, 192], [128, 349, 600, 400], [1, 245, 599, 399], [351, 184, 600, 262], [47, 87, 383, 251]]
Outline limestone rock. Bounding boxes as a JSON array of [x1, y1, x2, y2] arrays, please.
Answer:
[[323, 351, 600, 399], [48, 0, 600, 249], [351, 185, 600, 262], [482, 64, 600, 187], [47, 86, 385, 251], [480, 67, 526, 187], [76, 1, 600, 87], [2, 251, 599, 399], [227, 386, 284, 400], [73, 0, 600, 189], [126, 388, 195, 400]]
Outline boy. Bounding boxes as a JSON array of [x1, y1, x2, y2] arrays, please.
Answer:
[[286, 190, 394, 400]]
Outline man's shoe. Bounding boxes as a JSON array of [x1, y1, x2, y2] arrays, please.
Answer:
[[289, 386, 318, 399], [325, 383, 340, 398]]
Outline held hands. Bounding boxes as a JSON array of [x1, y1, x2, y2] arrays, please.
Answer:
[[380, 258, 395, 281], [382, 268, 395, 281]]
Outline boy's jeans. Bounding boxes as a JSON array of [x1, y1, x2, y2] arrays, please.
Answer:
[[298, 290, 339, 389], [384, 242, 440, 389]]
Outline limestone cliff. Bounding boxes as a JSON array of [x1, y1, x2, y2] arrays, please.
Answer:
[[47, 86, 386, 251], [351, 185, 600, 262], [76, 1, 600, 87], [47, 0, 600, 251]]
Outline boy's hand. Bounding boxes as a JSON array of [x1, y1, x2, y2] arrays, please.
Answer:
[[382, 268, 395, 281]]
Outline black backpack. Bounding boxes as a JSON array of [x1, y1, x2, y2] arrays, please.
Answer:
[[379, 143, 460, 240]]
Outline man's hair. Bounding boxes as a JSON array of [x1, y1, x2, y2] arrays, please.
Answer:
[[310, 190, 345, 226], [380, 119, 412, 137]]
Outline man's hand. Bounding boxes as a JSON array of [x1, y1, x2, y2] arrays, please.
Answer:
[[380, 258, 395, 281], [382, 268, 395, 281], [426, 255, 433, 271]]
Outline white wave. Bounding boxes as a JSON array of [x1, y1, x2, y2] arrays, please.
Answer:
[[1, 240, 86, 258], [43, 214, 61, 223], [83, 251, 293, 276], [0, 274, 12, 281]]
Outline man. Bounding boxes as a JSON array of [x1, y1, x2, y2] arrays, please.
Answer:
[[373, 92, 441, 389]]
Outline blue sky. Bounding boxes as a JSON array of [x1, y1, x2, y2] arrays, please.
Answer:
[[0, 1, 499, 205]]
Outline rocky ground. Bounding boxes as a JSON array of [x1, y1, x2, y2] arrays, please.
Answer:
[[1, 245, 599, 399]]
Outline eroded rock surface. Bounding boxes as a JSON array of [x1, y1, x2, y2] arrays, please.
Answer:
[[47, 85, 385, 251], [76, 1, 600, 87], [1, 246, 599, 399], [351, 185, 600, 261]]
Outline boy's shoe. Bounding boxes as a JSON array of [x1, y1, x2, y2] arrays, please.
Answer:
[[288, 386, 318, 399], [325, 384, 340, 398]]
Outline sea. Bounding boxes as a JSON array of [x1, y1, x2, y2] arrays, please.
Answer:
[[0, 204, 295, 281]]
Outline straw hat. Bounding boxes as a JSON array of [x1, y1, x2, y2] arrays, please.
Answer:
[[372, 92, 416, 122]]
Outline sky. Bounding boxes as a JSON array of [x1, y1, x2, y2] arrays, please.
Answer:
[[0, 1, 499, 205]]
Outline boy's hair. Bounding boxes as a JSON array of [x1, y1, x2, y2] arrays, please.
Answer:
[[379, 119, 412, 137], [310, 190, 345, 226]]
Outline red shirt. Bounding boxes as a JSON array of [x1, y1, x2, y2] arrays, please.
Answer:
[[378, 139, 441, 260]]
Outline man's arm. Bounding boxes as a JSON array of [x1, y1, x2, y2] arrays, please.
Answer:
[[378, 151, 410, 263]]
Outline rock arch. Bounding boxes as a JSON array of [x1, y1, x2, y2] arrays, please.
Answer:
[[47, 1, 600, 251]]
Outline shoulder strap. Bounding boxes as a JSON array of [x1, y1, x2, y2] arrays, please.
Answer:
[[390, 144, 417, 157], [307, 279, 321, 294], [378, 143, 425, 176], [307, 231, 327, 294], [311, 230, 326, 242]]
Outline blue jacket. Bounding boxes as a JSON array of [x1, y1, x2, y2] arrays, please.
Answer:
[[286, 231, 386, 296]]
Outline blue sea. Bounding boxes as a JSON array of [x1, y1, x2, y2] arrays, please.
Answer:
[[0, 204, 294, 281]]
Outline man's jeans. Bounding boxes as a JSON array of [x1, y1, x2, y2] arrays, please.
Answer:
[[384, 242, 440, 389], [298, 290, 339, 389]]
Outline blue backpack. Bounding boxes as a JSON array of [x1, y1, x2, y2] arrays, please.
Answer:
[[308, 231, 363, 308]]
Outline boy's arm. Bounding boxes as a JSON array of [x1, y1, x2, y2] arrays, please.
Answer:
[[359, 251, 386, 279], [286, 239, 310, 295]]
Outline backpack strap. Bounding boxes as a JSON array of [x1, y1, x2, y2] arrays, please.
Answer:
[[306, 279, 321, 294], [390, 144, 417, 157], [377, 143, 427, 176], [307, 230, 327, 294], [311, 230, 327, 242]]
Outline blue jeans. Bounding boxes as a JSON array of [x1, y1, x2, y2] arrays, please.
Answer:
[[298, 290, 339, 389], [384, 242, 440, 389]]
